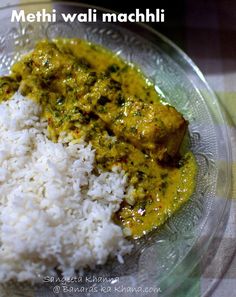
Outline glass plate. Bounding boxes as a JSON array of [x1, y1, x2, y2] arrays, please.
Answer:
[[0, 2, 232, 296]]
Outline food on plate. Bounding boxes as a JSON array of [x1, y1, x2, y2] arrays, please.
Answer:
[[0, 94, 132, 281], [0, 38, 197, 281], [12, 39, 187, 161]]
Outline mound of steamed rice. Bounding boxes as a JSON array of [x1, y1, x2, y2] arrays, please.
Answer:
[[0, 94, 133, 282]]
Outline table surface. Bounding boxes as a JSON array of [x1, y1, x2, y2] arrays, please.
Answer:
[[180, 2, 236, 296], [0, 0, 235, 296]]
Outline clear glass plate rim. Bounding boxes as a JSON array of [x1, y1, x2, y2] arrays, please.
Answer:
[[0, 1, 232, 295]]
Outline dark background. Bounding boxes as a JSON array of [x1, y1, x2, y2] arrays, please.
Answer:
[[79, 0, 186, 48], [71, 0, 235, 75]]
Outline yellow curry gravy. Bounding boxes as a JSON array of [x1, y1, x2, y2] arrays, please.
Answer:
[[0, 39, 197, 239]]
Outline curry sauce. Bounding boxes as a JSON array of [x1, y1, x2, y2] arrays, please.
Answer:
[[0, 38, 197, 238]]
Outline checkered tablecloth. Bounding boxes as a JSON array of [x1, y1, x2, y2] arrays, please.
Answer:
[[180, 1, 236, 296], [0, 0, 235, 296]]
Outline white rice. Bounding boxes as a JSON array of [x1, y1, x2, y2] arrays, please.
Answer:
[[0, 94, 133, 282]]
